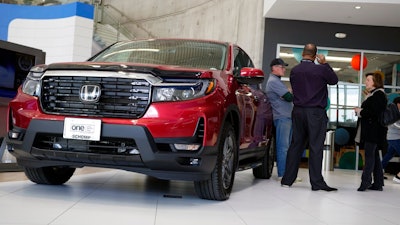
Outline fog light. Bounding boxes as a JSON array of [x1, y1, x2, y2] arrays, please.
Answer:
[[190, 158, 200, 166], [174, 144, 201, 151], [9, 131, 20, 139], [129, 149, 140, 154], [53, 143, 63, 149]]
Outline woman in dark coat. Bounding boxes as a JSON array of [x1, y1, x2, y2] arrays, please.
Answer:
[[354, 71, 387, 191]]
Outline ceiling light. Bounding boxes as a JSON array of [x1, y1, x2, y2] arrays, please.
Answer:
[[333, 67, 342, 72], [355, 6, 361, 9], [327, 56, 352, 62], [279, 53, 352, 63], [335, 32, 347, 39]]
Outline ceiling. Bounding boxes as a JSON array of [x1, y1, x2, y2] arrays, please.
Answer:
[[264, 0, 400, 28], [264, 0, 400, 85]]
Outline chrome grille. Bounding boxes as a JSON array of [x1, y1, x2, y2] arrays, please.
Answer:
[[40, 75, 151, 118]]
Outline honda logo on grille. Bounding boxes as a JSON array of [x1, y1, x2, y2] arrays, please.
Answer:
[[80, 84, 101, 103]]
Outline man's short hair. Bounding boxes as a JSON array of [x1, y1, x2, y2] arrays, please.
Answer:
[[303, 43, 317, 56]]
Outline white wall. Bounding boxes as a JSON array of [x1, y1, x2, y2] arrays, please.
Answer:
[[102, 0, 265, 68], [8, 16, 93, 64], [0, 2, 94, 64]]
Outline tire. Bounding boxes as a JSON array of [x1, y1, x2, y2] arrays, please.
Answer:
[[24, 166, 75, 185], [253, 135, 275, 179], [194, 123, 237, 200]]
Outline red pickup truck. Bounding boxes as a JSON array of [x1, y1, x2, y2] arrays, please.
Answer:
[[6, 38, 274, 200]]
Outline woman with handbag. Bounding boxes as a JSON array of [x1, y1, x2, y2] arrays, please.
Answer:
[[354, 71, 387, 191]]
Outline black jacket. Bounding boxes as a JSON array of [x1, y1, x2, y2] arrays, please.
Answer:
[[358, 88, 388, 147]]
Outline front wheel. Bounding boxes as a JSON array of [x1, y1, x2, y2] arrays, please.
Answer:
[[24, 166, 75, 185], [194, 122, 237, 200], [253, 135, 275, 179]]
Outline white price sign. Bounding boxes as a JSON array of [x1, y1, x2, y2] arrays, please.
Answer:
[[63, 118, 101, 141]]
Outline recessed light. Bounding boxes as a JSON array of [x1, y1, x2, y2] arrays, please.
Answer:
[[355, 6, 361, 9], [335, 32, 347, 39]]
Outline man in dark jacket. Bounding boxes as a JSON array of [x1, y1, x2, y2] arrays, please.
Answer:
[[281, 43, 339, 191]]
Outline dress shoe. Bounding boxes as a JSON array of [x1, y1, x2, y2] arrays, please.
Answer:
[[357, 184, 370, 192], [312, 186, 338, 192], [357, 186, 367, 192], [368, 186, 383, 191]]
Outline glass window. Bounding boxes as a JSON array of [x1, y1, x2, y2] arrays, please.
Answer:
[[360, 52, 400, 86], [234, 47, 254, 76], [91, 39, 227, 70], [277, 44, 400, 129], [328, 84, 360, 128]]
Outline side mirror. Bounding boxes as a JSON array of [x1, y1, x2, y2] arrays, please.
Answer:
[[236, 67, 264, 85]]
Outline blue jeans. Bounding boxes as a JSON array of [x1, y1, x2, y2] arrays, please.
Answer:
[[382, 139, 400, 169], [274, 117, 292, 177]]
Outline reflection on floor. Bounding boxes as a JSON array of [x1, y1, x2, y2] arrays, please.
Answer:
[[0, 167, 399, 225]]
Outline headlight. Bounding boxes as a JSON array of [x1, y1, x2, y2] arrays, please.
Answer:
[[152, 79, 215, 102], [21, 67, 44, 96], [22, 79, 41, 96]]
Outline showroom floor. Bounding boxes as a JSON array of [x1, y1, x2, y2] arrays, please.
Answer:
[[0, 167, 399, 225]]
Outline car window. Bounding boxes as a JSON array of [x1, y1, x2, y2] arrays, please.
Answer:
[[233, 47, 254, 76], [91, 40, 227, 70]]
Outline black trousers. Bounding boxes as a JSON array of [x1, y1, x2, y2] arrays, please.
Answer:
[[281, 106, 329, 188], [361, 141, 384, 187]]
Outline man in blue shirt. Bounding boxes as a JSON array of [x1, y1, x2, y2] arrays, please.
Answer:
[[266, 58, 300, 182], [281, 43, 338, 191]]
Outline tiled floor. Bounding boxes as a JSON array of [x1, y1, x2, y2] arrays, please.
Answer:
[[0, 167, 399, 225]]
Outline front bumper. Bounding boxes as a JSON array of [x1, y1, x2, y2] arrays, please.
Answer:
[[6, 119, 218, 181]]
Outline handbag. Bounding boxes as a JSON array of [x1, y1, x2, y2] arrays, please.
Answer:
[[380, 103, 400, 126]]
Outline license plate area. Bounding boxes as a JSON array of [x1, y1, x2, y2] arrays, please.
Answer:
[[63, 118, 101, 141]]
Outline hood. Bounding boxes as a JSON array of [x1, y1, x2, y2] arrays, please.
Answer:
[[46, 62, 213, 79]]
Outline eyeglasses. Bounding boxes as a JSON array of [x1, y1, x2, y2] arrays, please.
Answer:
[[276, 65, 286, 69]]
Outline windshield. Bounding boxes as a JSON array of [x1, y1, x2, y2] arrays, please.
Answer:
[[90, 39, 227, 70]]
